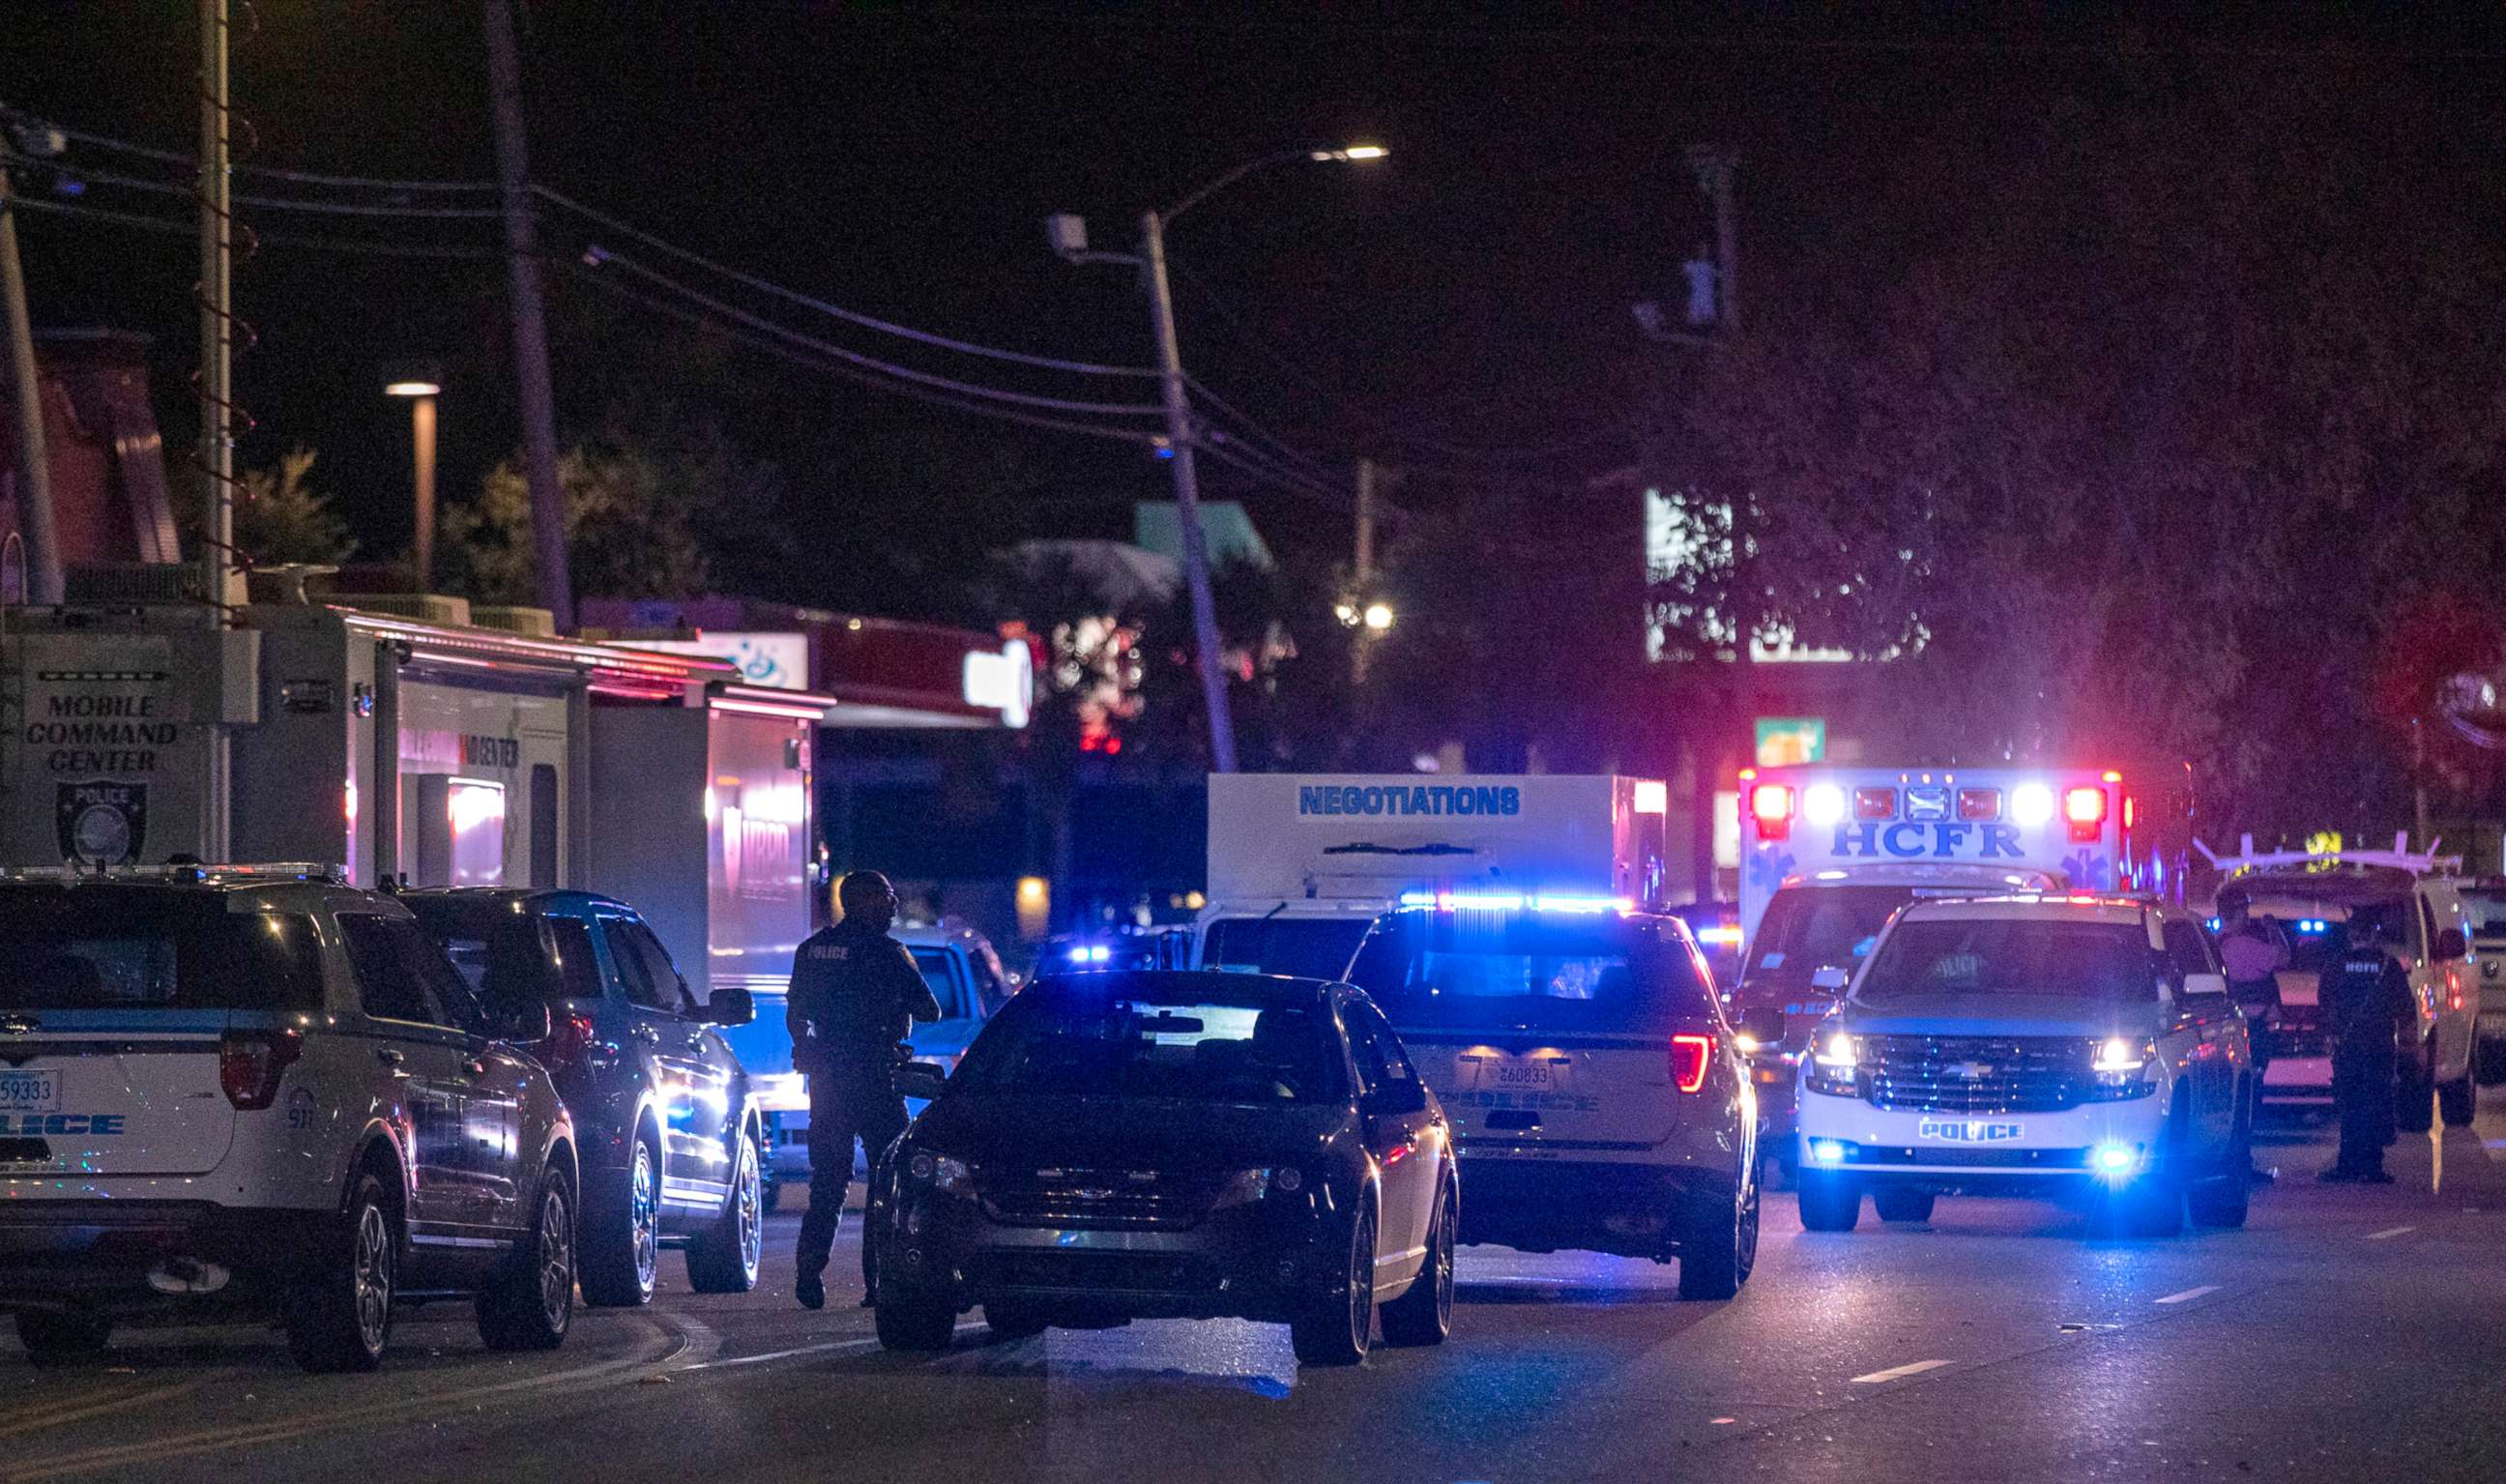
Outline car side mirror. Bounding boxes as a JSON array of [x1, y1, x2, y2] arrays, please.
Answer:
[[2434, 927, 2468, 961], [2177, 972, 2232, 1010], [1738, 1004, 1786, 1050], [486, 994, 551, 1045], [1368, 1079, 1431, 1118], [700, 987, 755, 1027], [1809, 966, 1850, 992], [893, 1060, 948, 1102]]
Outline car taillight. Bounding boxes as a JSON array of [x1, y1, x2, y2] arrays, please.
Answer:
[[536, 1011, 599, 1070], [1956, 787, 2001, 821], [219, 1029, 305, 1111], [1669, 1033, 1714, 1094], [1750, 785, 1793, 841], [2063, 786, 2108, 842]]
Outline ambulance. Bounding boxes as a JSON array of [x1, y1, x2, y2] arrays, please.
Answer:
[[1731, 764, 2190, 1171], [1195, 773, 1671, 978]]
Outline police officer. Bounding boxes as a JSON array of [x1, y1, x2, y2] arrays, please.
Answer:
[[2318, 912, 2414, 1184], [787, 870, 942, 1309]]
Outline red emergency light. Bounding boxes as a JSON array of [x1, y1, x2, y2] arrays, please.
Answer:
[[1750, 784, 1793, 841], [1957, 787, 2001, 821], [2064, 785, 2108, 842], [1853, 787, 1898, 820]]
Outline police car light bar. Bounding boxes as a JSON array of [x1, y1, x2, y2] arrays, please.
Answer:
[[1398, 891, 1635, 914], [0, 862, 344, 885]]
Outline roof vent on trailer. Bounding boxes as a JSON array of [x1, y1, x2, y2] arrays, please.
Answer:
[[471, 605, 557, 638], [342, 593, 472, 626]]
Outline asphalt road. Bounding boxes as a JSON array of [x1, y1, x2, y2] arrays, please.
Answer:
[[7, 1090, 2505, 1484]]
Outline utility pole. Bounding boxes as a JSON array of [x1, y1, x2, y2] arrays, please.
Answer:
[[0, 123, 63, 604], [481, 0, 572, 629], [197, 0, 234, 860], [1687, 145, 1743, 901], [1139, 207, 1238, 773], [1354, 456, 1378, 584], [1687, 147, 1740, 331]]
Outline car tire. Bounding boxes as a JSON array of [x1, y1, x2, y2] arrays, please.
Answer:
[[581, 1133, 661, 1308], [983, 1302, 1049, 1342], [15, 1310, 113, 1366], [874, 1288, 957, 1352], [1291, 1201, 1376, 1366], [1872, 1187, 1936, 1224], [285, 1171, 396, 1373], [2394, 1047, 2435, 1135], [1796, 1169, 1861, 1233], [2437, 1061, 2477, 1128], [685, 1129, 765, 1295], [1678, 1169, 1759, 1300], [2189, 1097, 2252, 1229], [1381, 1185, 1457, 1344], [479, 1170, 577, 1352]]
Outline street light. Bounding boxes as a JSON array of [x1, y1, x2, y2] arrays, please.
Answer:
[[383, 362, 441, 590], [1050, 142, 1386, 773]]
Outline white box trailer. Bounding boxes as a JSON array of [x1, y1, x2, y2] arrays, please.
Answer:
[[1196, 773, 1670, 977]]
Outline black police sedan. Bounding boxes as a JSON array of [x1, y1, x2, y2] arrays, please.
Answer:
[[873, 971, 1456, 1365]]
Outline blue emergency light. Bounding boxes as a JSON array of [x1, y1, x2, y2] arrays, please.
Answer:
[[1398, 890, 1634, 914]]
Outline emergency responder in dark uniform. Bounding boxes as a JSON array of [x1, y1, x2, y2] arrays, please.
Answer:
[[2318, 913, 2415, 1184], [787, 870, 942, 1308]]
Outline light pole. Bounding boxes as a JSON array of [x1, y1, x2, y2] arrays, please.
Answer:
[[383, 365, 441, 590], [1052, 144, 1385, 773]]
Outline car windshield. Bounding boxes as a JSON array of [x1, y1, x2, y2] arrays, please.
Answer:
[[1348, 913, 1717, 1033], [1744, 886, 1914, 975], [0, 888, 325, 1011], [948, 975, 1342, 1105], [1202, 916, 1370, 978], [402, 901, 554, 1001], [2460, 890, 2506, 938], [1855, 917, 2162, 1004]]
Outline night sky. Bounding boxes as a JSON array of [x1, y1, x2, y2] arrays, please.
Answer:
[[6, 5, 2486, 594]]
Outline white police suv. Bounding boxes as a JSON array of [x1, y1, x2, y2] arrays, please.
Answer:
[[0, 866, 578, 1371], [1793, 894, 2253, 1237]]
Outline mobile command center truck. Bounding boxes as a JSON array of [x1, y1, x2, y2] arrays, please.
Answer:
[[1195, 773, 1672, 977]]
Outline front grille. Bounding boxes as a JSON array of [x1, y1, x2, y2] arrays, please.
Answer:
[[979, 1168, 1224, 1231], [1847, 1144, 2095, 1169], [1862, 1034, 2090, 1115]]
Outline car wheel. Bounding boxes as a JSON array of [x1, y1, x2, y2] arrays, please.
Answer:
[[581, 1134, 661, 1307], [1381, 1186, 1457, 1345], [1796, 1168, 1861, 1232], [873, 1287, 957, 1352], [479, 1171, 577, 1352], [1872, 1187, 1937, 1224], [2437, 1060, 2477, 1128], [15, 1310, 112, 1366], [1291, 1201, 1375, 1366], [983, 1301, 1049, 1342], [2189, 1097, 2252, 1229], [1678, 1169, 1759, 1300], [286, 1171, 395, 1373], [686, 1129, 764, 1295]]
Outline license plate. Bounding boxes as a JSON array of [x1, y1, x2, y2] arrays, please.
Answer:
[[0, 1072, 60, 1113], [1488, 1062, 1554, 1091], [1916, 1118, 2022, 1143]]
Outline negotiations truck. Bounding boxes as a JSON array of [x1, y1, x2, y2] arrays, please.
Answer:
[[1195, 774, 1672, 978]]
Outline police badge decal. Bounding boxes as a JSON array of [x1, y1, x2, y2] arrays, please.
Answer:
[[56, 780, 146, 865]]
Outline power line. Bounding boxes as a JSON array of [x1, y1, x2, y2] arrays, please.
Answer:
[[564, 261, 1164, 447], [38, 164, 507, 219], [6, 194, 505, 258], [1182, 372, 1340, 483], [1194, 435, 1355, 512], [585, 246, 1169, 418], [536, 185, 1161, 379], [49, 124, 497, 192]]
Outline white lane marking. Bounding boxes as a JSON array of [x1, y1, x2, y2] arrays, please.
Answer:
[[2364, 1225, 2415, 1240], [1850, 1358, 1953, 1383], [673, 1322, 985, 1373], [2153, 1285, 2221, 1305]]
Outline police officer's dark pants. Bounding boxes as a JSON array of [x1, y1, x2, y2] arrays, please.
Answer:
[[795, 1065, 908, 1293], [2331, 1041, 2396, 1175]]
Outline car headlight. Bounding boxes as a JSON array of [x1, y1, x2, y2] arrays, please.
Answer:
[[1213, 1168, 1274, 1210], [2088, 1036, 2158, 1099], [905, 1150, 974, 1195], [1804, 1030, 1860, 1096]]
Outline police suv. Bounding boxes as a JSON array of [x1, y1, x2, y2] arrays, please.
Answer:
[[1792, 894, 2253, 1237], [0, 866, 578, 1371]]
